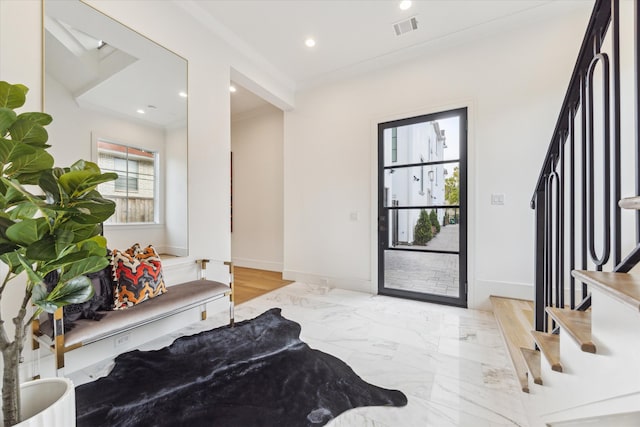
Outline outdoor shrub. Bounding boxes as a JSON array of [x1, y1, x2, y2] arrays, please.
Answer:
[[430, 209, 441, 233], [413, 209, 433, 245]]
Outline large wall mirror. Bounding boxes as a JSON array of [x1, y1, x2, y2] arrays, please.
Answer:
[[44, 0, 188, 257]]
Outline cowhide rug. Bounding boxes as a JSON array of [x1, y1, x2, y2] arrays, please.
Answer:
[[76, 308, 407, 426]]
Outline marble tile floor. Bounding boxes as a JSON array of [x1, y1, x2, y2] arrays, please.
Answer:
[[68, 282, 528, 427]]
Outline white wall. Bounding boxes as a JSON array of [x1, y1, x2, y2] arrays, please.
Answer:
[[283, 3, 594, 309], [165, 126, 189, 256], [231, 105, 284, 271], [46, 74, 177, 251]]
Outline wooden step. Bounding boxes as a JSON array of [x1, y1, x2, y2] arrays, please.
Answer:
[[546, 307, 596, 353], [619, 196, 640, 210], [490, 296, 534, 393], [520, 347, 543, 385], [531, 330, 563, 372], [572, 270, 640, 312]]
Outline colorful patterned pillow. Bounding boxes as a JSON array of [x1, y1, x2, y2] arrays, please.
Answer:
[[112, 244, 167, 310]]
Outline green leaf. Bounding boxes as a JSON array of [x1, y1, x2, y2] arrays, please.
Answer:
[[73, 173, 119, 199], [5, 149, 54, 177], [71, 199, 116, 224], [38, 169, 62, 204], [57, 169, 93, 197], [0, 108, 17, 135], [59, 163, 115, 198], [0, 251, 24, 273], [10, 171, 44, 185], [25, 235, 57, 261], [31, 282, 49, 308], [57, 221, 101, 243], [8, 201, 39, 221], [17, 253, 43, 285], [54, 229, 76, 256], [16, 112, 52, 126], [0, 243, 19, 257], [5, 217, 48, 245], [60, 255, 109, 283], [3, 184, 27, 205], [70, 160, 100, 174], [0, 138, 36, 166], [0, 215, 15, 238], [41, 251, 89, 275], [8, 118, 48, 145], [37, 275, 94, 312], [79, 235, 108, 254], [0, 82, 27, 109]]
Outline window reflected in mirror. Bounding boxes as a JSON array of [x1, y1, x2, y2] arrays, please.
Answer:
[[97, 139, 158, 224]]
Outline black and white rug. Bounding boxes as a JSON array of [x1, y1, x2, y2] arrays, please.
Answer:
[[76, 308, 407, 426]]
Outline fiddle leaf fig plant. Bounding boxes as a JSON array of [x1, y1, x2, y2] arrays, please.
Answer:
[[0, 81, 117, 426]]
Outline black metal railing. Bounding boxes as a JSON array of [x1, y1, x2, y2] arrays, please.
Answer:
[[531, 0, 639, 332]]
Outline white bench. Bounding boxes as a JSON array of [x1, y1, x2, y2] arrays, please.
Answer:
[[32, 260, 235, 373]]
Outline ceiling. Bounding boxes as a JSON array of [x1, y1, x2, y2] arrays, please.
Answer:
[[46, 1, 591, 121], [204, 0, 588, 116], [46, 1, 187, 129]]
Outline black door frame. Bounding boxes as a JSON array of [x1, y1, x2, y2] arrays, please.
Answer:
[[377, 107, 468, 308]]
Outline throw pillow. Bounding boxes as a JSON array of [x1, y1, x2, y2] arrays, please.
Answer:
[[112, 244, 167, 309]]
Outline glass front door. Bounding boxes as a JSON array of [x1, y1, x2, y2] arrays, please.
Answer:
[[378, 108, 467, 307]]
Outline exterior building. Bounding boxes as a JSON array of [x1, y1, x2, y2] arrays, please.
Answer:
[[384, 121, 447, 245]]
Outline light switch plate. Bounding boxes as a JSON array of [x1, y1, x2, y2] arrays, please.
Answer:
[[491, 193, 505, 205]]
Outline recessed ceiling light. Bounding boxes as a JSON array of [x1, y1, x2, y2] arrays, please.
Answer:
[[229, 85, 237, 93], [178, 91, 187, 98], [136, 109, 145, 114], [305, 38, 316, 48], [399, 1, 412, 11]]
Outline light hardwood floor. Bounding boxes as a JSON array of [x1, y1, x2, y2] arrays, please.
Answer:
[[233, 267, 294, 305], [491, 296, 535, 392]]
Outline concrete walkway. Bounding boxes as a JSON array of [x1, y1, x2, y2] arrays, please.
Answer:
[[384, 224, 460, 297]]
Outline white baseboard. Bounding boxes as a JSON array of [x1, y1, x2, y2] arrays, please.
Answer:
[[282, 270, 372, 294], [472, 279, 534, 311], [232, 257, 283, 272]]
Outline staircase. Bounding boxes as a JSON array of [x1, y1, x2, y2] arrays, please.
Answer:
[[503, 0, 640, 423], [493, 198, 640, 426], [506, 270, 640, 426]]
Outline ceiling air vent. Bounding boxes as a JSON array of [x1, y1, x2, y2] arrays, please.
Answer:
[[393, 16, 418, 36]]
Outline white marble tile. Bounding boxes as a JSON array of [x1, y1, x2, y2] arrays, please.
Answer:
[[430, 373, 528, 426], [68, 282, 528, 426]]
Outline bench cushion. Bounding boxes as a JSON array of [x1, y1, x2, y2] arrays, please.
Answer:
[[41, 280, 230, 348]]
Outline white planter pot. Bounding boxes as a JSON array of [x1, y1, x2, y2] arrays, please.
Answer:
[[10, 378, 75, 427]]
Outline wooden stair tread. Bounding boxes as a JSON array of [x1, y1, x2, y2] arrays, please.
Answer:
[[619, 196, 640, 210], [520, 348, 543, 385], [546, 307, 596, 353], [490, 296, 534, 393], [531, 331, 563, 372], [572, 270, 640, 312]]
